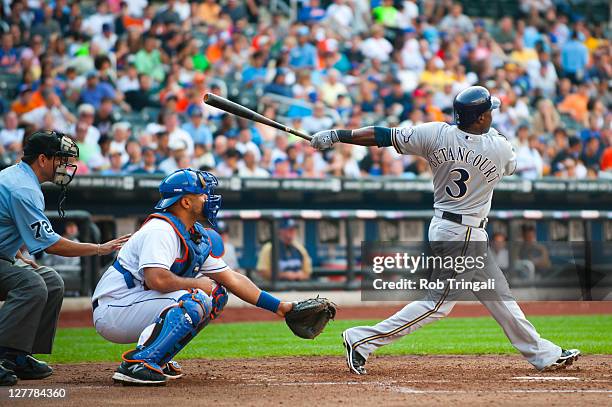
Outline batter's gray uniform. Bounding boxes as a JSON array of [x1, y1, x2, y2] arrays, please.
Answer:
[[344, 122, 562, 370]]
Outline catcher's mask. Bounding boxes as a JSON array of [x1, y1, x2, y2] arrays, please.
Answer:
[[23, 130, 79, 217], [155, 169, 222, 227]]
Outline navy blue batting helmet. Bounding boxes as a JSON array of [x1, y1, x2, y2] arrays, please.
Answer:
[[155, 169, 222, 226], [453, 86, 500, 127]]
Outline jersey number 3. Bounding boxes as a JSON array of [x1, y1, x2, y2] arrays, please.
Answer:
[[445, 168, 470, 199], [30, 220, 53, 238]]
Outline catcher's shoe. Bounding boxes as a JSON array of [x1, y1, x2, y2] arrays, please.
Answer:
[[112, 361, 167, 386], [540, 349, 581, 372], [342, 331, 367, 375], [163, 360, 184, 379]]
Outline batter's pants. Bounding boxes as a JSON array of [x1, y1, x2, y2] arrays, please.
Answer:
[[345, 216, 562, 371]]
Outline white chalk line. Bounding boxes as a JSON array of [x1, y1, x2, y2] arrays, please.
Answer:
[[512, 376, 580, 381], [390, 386, 612, 395]]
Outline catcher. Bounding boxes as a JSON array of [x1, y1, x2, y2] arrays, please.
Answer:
[[91, 169, 335, 385]]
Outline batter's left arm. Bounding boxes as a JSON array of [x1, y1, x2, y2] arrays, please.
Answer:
[[310, 123, 439, 157]]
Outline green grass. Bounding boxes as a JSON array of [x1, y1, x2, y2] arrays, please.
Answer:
[[42, 315, 612, 364]]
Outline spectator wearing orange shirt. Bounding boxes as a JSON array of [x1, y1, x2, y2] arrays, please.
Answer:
[[558, 83, 590, 125], [11, 86, 41, 117]]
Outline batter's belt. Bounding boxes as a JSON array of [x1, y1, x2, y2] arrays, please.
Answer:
[[435, 209, 488, 229]]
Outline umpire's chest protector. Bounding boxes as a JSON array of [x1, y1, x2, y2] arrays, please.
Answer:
[[145, 213, 224, 278]]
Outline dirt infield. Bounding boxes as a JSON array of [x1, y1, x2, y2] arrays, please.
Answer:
[[4, 355, 611, 406], [59, 301, 612, 328]]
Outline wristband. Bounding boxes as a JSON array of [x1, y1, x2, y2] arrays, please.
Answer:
[[336, 129, 353, 142], [373, 126, 392, 147], [256, 290, 281, 313]]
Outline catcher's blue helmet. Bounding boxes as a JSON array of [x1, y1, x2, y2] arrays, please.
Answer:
[[155, 169, 222, 226], [453, 86, 500, 127]]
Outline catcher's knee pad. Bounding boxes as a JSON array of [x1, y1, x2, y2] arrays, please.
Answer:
[[125, 291, 212, 367]]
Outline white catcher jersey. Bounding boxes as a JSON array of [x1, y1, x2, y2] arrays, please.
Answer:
[[391, 122, 516, 218], [92, 218, 229, 301]]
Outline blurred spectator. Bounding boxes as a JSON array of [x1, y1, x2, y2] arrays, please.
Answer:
[[164, 111, 194, 155], [360, 25, 393, 62], [11, 85, 39, 117], [532, 99, 560, 137], [439, 2, 473, 35], [289, 26, 317, 69], [0, 112, 24, 158], [182, 105, 213, 148], [514, 224, 551, 279], [100, 149, 125, 175], [257, 219, 312, 281], [159, 139, 188, 175], [558, 83, 590, 125], [298, 0, 326, 23], [0, 32, 19, 73], [320, 69, 348, 107], [21, 89, 75, 133], [551, 134, 582, 175], [124, 73, 161, 111], [216, 148, 241, 177], [93, 97, 119, 138], [122, 140, 143, 172], [515, 133, 544, 180], [561, 30, 588, 84], [42, 220, 81, 269], [80, 71, 116, 109], [490, 232, 509, 271], [580, 136, 603, 173], [326, 0, 354, 38], [135, 36, 166, 83], [302, 102, 334, 134], [131, 146, 164, 175]]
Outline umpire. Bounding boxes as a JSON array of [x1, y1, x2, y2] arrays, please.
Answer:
[[0, 131, 129, 386]]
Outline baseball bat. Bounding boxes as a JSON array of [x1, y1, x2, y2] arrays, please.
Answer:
[[203, 93, 312, 141]]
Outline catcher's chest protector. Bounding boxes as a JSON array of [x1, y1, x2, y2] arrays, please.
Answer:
[[144, 213, 224, 278]]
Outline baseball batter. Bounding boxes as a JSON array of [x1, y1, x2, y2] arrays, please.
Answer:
[[310, 86, 580, 373], [92, 169, 335, 385]]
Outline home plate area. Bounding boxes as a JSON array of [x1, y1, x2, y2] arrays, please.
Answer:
[[3, 355, 611, 406]]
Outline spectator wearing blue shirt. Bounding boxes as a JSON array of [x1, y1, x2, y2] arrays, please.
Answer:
[[182, 105, 213, 149], [561, 31, 588, 84], [79, 71, 116, 109], [0, 131, 128, 386], [241, 51, 268, 88], [289, 26, 317, 69], [297, 0, 326, 23], [0, 33, 19, 73], [264, 71, 294, 98]]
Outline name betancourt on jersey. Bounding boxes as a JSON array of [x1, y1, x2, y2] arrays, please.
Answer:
[[426, 145, 501, 184]]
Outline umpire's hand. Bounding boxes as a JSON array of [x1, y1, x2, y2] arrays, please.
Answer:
[[310, 130, 339, 150], [98, 234, 131, 255]]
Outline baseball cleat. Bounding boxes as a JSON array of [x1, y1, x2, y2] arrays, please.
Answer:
[[0, 354, 53, 380], [163, 360, 184, 379], [540, 349, 581, 372], [342, 331, 367, 375], [0, 365, 17, 386], [112, 361, 167, 386]]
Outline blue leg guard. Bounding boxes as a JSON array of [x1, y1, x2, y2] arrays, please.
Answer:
[[123, 291, 212, 370]]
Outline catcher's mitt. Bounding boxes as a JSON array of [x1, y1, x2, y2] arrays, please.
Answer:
[[285, 296, 336, 339]]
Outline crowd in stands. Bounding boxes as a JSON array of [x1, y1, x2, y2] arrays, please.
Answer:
[[0, 0, 610, 180]]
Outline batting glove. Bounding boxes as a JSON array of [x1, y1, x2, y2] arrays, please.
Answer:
[[310, 130, 339, 151]]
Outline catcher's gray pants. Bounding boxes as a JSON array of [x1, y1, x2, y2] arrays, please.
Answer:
[[345, 217, 562, 371], [0, 258, 64, 354]]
